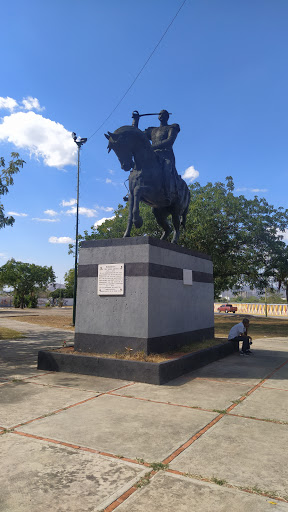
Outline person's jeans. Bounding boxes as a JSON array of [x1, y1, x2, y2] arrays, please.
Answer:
[[230, 336, 250, 353]]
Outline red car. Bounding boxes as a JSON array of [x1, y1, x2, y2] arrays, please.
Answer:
[[217, 304, 237, 313]]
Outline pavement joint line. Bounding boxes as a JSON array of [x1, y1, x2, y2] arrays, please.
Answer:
[[260, 385, 288, 392], [260, 358, 288, 384], [14, 380, 107, 392], [194, 377, 256, 386], [10, 392, 108, 429], [106, 381, 136, 393], [166, 468, 288, 503], [107, 391, 218, 413], [226, 412, 288, 425], [20, 379, 136, 394], [161, 413, 225, 465], [21, 372, 57, 380], [101, 470, 157, 512], [224, 368, 287, 414], [11, 430, 151, 467], [158, 359, 288, 466]]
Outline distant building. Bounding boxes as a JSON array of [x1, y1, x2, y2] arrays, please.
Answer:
[[47, 283, 65, 292]]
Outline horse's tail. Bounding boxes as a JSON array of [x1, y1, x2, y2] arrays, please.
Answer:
[[181, 189, 190, 229]]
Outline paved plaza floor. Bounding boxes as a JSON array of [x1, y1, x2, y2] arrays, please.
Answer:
[[0, 316, 288, 511]]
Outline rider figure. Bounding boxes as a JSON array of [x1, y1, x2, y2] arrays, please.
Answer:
[[144, 110, 180, 204]]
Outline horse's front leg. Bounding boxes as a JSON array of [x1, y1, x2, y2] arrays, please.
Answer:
[[123, 194, 133, 238], [132, 186, 143, 229]]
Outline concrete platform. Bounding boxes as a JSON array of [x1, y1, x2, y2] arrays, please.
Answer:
[[1, 318, 288, 510], [0, 433, 146, 512], [116, 471, 288, 512], [170, 415, 288, 495], [18, 394, 218, 461]]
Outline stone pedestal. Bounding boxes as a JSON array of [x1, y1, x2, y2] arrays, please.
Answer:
[[74, 237, 214, 355]]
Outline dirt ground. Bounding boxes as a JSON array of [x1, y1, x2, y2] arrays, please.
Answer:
[[1, 307, 75, 331], [1, 308, 288, 337]]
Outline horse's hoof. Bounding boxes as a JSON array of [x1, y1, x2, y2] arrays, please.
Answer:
[[134, 217, 143, 229]]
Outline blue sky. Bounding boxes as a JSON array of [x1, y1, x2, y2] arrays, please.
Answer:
[[1, 0, 288, 283]]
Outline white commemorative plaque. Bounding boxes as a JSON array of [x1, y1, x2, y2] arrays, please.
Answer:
[[97, 263, 124, 295]]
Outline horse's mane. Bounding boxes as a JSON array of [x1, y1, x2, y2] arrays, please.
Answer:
[[113, 125, 151, 149]]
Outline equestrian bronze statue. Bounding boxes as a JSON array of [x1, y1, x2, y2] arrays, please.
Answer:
[[104, 110, 190, 244]]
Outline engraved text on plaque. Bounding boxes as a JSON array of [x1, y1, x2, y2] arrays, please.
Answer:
[[97, 263, 124, 295]]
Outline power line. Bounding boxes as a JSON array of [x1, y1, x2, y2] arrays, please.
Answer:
[[87, 0, 187, 141]]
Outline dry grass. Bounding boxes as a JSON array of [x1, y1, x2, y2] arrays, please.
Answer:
[[4, 309, 288, 339], [54, 337, 229, 363], [9, 313, 74, 331], [0, 327, 25, 340], [9, 310, 288, 339]]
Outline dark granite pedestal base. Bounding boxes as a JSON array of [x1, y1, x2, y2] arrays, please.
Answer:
[[38, 340, 239, 385]]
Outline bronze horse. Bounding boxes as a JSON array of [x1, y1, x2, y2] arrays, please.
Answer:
[[105, 125, 190, 244]]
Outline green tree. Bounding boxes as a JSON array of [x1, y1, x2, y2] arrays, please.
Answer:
[[263, 243, 288, 302], [0, 153, 25, 229], [0, 259, 55, 308], [78, 177, 288, 297], [64, 268, 75, 296]]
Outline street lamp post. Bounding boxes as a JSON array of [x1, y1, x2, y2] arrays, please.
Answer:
[[72, 132, 87, 326]]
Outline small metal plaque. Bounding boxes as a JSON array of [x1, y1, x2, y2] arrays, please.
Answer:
[[183, 269, 193, 285], [98, 263, 124, 295]]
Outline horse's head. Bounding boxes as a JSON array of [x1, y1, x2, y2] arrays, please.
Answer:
[[105, 126, 150, 171], [105, 126, 137, 171]]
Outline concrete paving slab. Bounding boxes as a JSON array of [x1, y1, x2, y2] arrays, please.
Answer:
[[0, 433, 146, 512], [25, 372, 132, 392], [0, 362, 47, 380], [19, 394, 218, 461], [118, 377, 252, 410], [256, 339, 288, 352], [262, 363, 288, 390], [190, 356, 285, 385], [0, 381, 99, 428], [170, 415, 288, 497], [117, 471, 288, 512], [232, 387, 288, 422]]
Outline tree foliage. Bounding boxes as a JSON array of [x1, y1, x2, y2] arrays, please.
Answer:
[[64, 268, 75, 296], [263, 243, 288, 302], [0, 259, 55, 308], [78, 177, 288, 297], [0, 153, 25, 229]]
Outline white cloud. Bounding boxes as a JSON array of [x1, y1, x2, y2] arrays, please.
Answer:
[[277, 229, 288, 243], [108, 169, 115, 175], [44, 209, 58, 216], [32, 218, 59, 222], [61, 199, 77, 207], [106, 178, 112, 184], [98, 205, 114, 212], [21, 96, 44, 112], [0, 111, 77, 168], [7, 211, 28, 217], [94, 216, 115, 228], [66, 206, 97, 218], [182, 165, 199, 183], [236, 187, 268, 193], [49, 236, 74, 244], [0, 97, 18, 112]]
